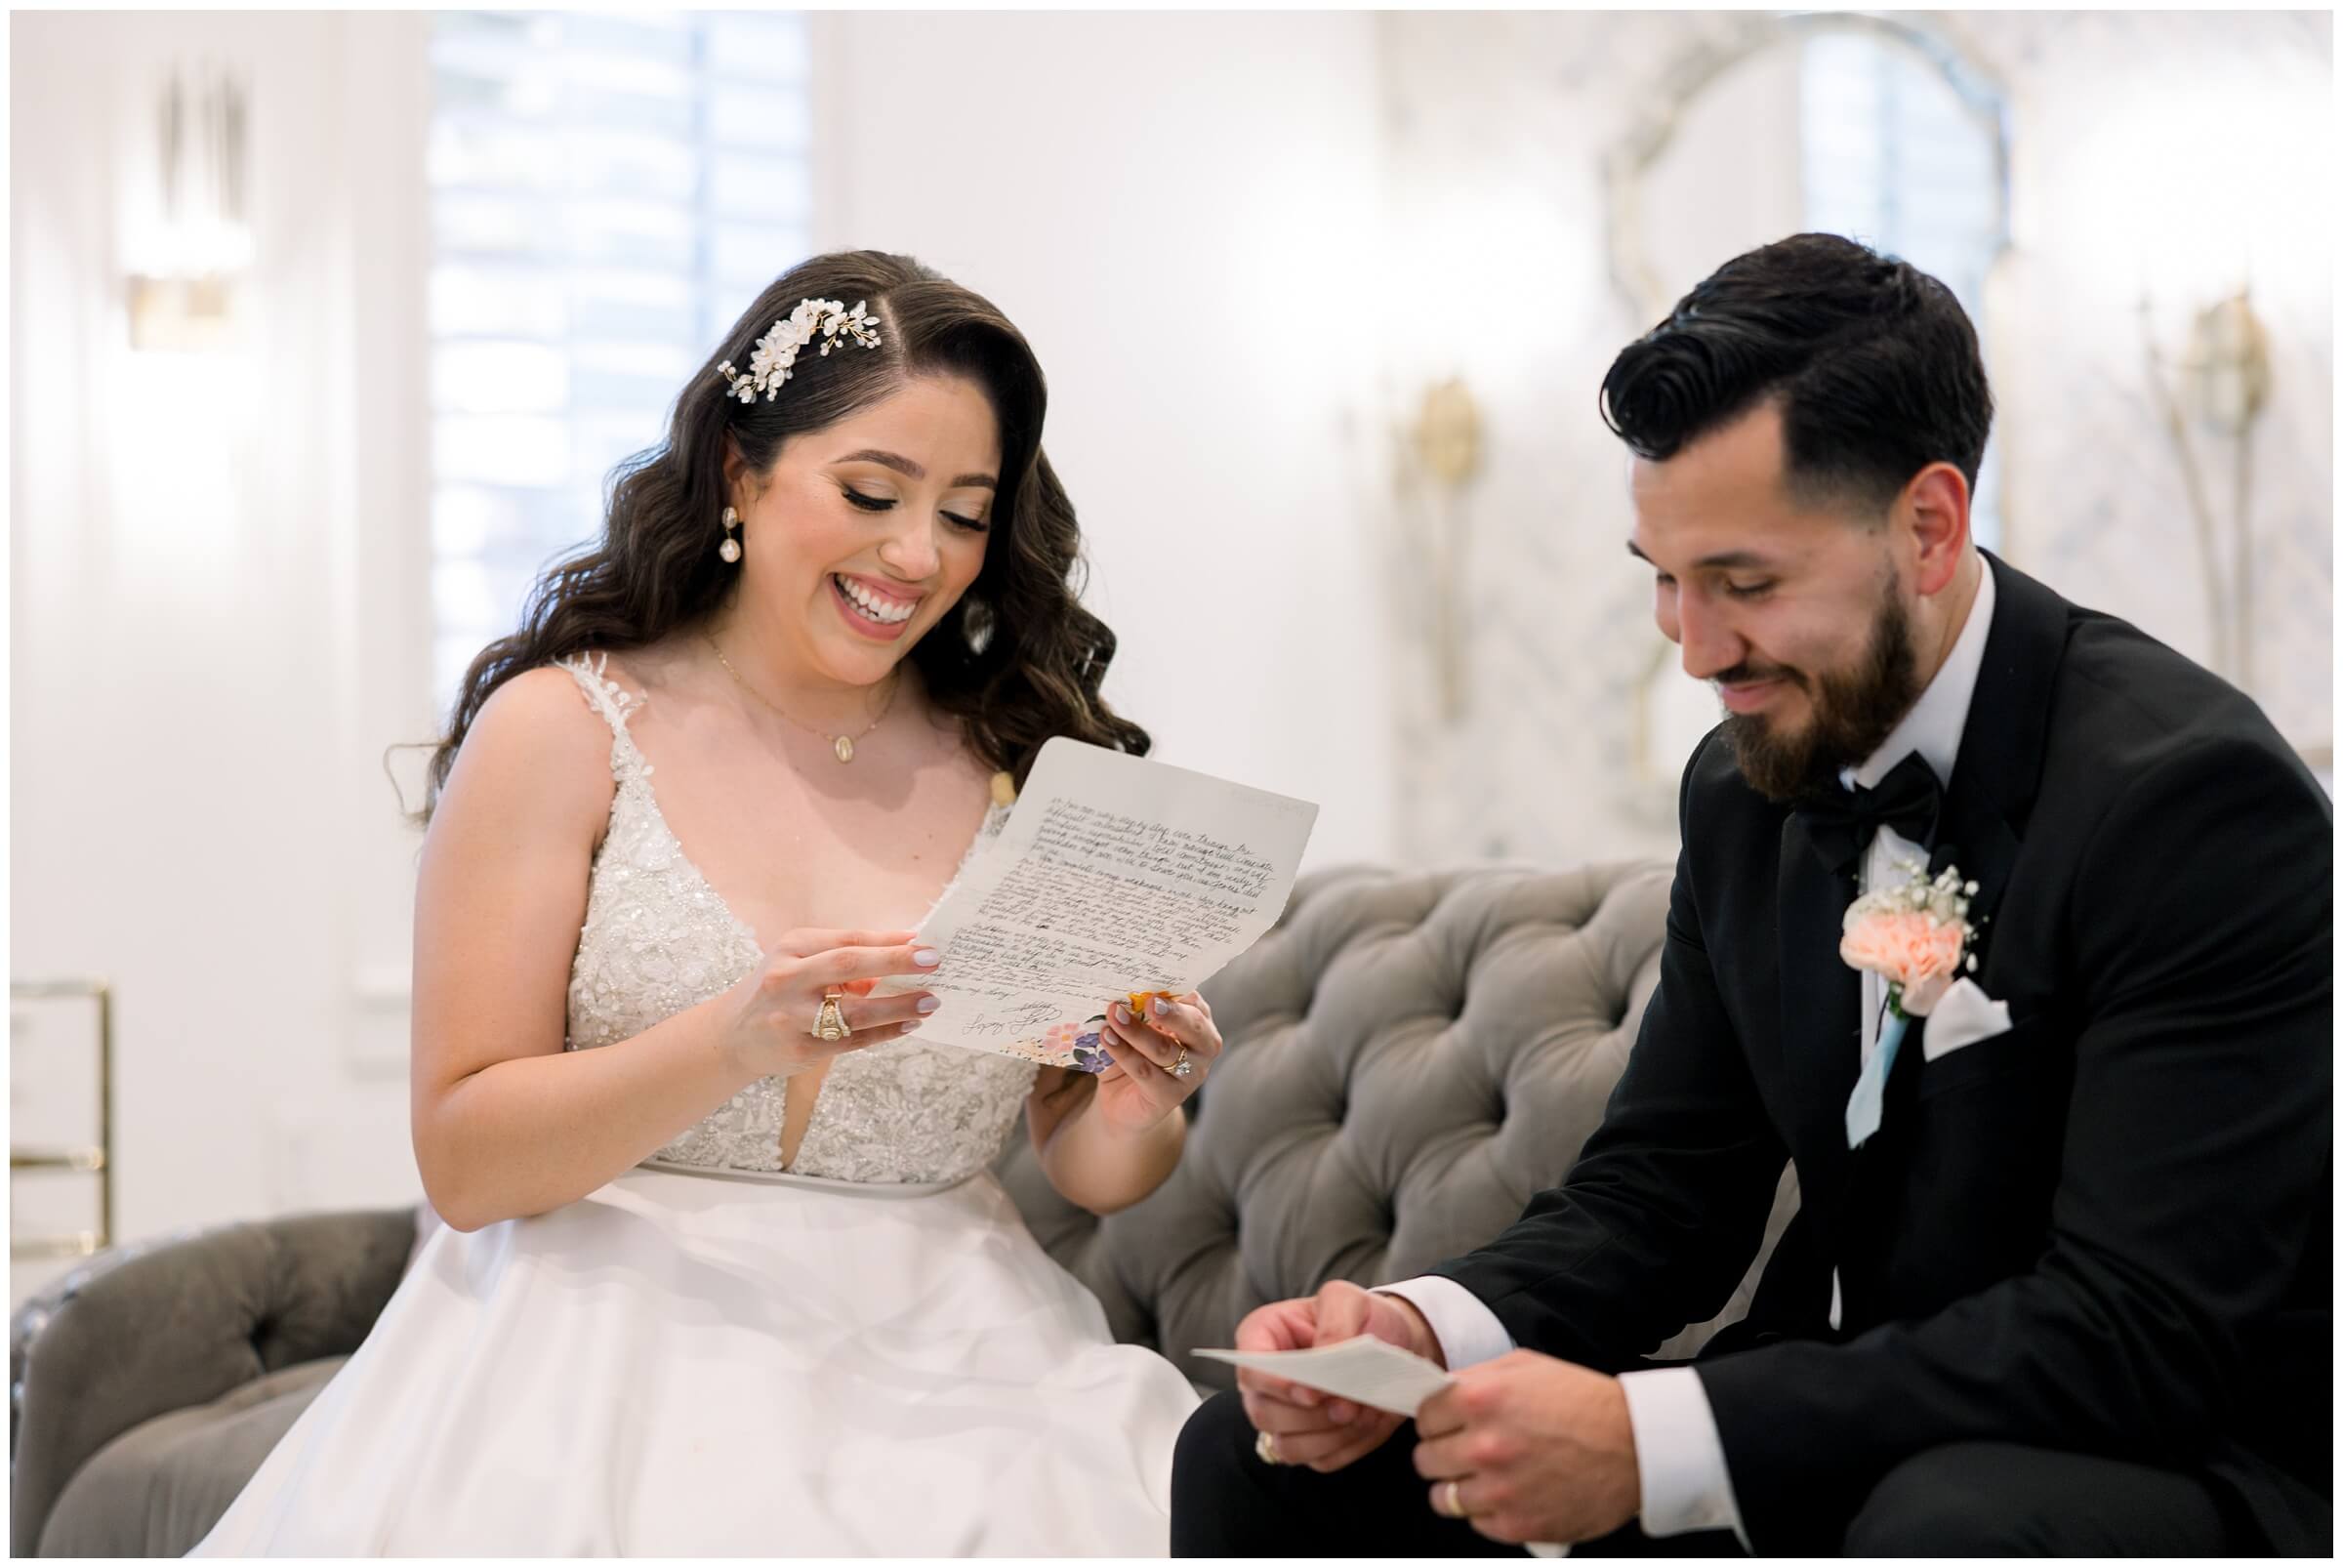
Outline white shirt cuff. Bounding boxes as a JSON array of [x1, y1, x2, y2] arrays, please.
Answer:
[[1373, 1280, 1570, 1556], [1373, 1275, 1515, 1369], [1616, 1366, 1750, 1548]]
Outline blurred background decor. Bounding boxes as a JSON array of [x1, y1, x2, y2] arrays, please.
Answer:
[[2142, 287, 2274, 702], [9, 982, 114, 1309], [10, 9, 2331, 1264], [125, 62, 251, 352], [1397, 375, 1485, 726]]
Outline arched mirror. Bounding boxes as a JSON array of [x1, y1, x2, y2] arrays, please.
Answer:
[[1608, 14, 2012, 808]]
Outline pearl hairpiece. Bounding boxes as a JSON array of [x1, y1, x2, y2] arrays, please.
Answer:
[[717, 298, 883, 404]]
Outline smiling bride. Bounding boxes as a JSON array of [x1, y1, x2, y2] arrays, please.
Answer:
[[191, 251, 1218, 1555]]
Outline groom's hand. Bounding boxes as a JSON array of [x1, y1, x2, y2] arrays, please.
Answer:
[[1411, 1350, 1640, 1546], [1231, 1281, 1436, 1473]]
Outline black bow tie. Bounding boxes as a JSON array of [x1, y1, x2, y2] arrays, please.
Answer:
[[1794, 751, 1945, 875]]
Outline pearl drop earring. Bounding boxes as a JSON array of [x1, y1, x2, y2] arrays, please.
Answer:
[[719, 505, 742, 564]]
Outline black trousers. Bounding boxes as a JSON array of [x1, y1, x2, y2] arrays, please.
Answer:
[[1171, 1388, 2241, 1557]]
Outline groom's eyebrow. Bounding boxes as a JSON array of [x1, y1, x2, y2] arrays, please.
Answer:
[[1625, 539, 1775, 571], [836, 449, 998, 490]]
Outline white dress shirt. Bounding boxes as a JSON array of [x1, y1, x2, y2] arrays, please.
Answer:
[[1379, 559, 1997, 1547]]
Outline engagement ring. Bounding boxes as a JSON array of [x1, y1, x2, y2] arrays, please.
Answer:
[[1441, 1479, 1465, 1519], [1172, 1048, 1194, 1079], [1254, 1429, 1284, 1465], [813, 991, 850, 1042]]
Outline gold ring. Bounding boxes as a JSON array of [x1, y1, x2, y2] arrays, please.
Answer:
[[1441, 1479, 1466, 1519], [1172, 1047, 1195, 1079], [813, 991, 850, 1042], [1254, 1428, 1284, 1465]]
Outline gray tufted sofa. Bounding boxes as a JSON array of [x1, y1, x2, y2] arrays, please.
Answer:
[[12, 860, 1792, 1556]]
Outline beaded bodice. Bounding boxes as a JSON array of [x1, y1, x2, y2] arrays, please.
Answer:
[[556, 654, 1037, 1185]]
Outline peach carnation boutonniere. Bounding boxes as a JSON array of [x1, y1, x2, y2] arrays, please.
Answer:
[[1839, 860, 1979, 1020], [1839, 859, 1982, 1148]]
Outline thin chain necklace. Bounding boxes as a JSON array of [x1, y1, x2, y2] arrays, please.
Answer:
[[706, 634, 898, 763]]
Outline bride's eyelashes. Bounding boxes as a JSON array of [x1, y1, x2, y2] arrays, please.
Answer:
[[840, 486, 989, 535]]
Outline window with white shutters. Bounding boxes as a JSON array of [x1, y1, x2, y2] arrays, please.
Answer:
[[426, 10, 813, 701]]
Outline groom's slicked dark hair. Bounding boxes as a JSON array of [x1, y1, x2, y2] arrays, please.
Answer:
[[1599, 232, 1994, 512]]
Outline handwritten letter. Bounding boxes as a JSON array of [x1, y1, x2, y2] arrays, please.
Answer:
[[887, 738, 1318, 1069]]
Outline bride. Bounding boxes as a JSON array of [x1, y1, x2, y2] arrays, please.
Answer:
[[193, 251, 1217, 1554]]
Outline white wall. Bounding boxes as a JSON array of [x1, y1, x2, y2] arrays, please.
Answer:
[[11, 12, 435, 1260], [809, 12, 1400, 874]]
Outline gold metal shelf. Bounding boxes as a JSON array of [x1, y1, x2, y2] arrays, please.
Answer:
[[11, 978, 114, 1261], [12, 1147, 106, 1174]]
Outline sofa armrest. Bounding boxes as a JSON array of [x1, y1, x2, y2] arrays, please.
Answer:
[[9, 1207, 414, 1558]]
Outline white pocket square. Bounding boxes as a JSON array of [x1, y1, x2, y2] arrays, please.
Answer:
[[1921, 977, 2013, 1062]]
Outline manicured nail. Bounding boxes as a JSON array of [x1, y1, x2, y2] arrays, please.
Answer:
[[916, 996, 940, 1013], [1151, 998, 1171, 1016], [1112, 1002, 1132, 1023], [913, 949, 940, 967]]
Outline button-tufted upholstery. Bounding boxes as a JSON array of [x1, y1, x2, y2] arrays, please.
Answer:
[[994, 858, 1792, 1388], [10, 1209, 415, 1556], [12, 858, 1792, 1554]]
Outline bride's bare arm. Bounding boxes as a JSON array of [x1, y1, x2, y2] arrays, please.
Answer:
[[1027, 1072, 1187, 1215], [409, 670, 935, 1230], [408, 669, 757, 1230], [1024, 991, 1225, 1213]]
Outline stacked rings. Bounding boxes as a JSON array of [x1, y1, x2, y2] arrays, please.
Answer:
[[813, 990, 850, 1042]]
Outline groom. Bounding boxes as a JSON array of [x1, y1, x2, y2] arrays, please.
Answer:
[[1170, 234, 2331, 1556]]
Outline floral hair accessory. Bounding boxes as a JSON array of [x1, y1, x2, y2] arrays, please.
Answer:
[[717, 298, 883, 404], [1839, 858, 1980, 1019]]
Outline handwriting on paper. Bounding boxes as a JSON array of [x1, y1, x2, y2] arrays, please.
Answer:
[[884, 739, 1318, 1070]]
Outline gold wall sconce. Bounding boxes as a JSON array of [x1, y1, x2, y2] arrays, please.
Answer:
[[126, 63, 251, 352], [1404, 377, 1484, 725], [2141, 287, 2273, 697]]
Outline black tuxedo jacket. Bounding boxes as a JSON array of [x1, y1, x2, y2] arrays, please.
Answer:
[[1433, 555, 2331, 1553]]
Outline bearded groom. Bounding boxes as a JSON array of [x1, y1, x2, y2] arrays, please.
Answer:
[[1170, 233, 2331, 1557]]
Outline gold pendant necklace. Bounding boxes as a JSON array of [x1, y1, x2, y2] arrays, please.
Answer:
[[707, 635, 897, 763]]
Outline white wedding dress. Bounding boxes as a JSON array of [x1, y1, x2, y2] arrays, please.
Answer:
[[191, 655, 1201, 1555]]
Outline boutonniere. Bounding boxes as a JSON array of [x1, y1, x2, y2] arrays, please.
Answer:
[[1839, 859, 1980, 1020], [1840, 859, 2006, 1147]]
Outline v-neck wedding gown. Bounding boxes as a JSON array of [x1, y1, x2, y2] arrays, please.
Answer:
[[190, 654, 1201, 1555]]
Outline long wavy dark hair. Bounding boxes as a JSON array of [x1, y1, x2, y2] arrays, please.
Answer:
[[422, 250, 1148, 819]]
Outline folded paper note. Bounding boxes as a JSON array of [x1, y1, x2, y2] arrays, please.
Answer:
[[1197, 1337, 1571, 1556], [887, 737, 1319, 1072], [1193, 1338, 1455, 1418]]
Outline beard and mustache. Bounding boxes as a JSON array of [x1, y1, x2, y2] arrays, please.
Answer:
[[1719, 568, 1924, 804]]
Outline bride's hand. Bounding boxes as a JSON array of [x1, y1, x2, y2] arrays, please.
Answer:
[[718, 928, 941, 1080], [1090, 992, 1221, 1135]]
